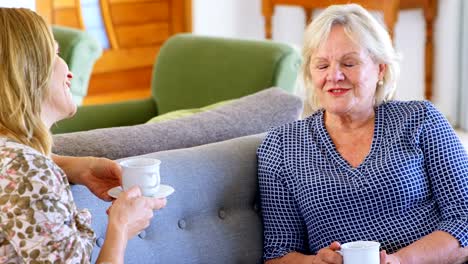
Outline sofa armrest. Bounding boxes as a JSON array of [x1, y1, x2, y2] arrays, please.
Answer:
[[52, 26, 102, 105], [52, 98, 157, 134]]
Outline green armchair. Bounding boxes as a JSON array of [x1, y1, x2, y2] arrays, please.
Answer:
[[52, 26, 102, 105], [51, 33, 301, 134]]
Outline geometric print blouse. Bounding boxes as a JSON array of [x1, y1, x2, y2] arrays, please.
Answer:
[[258, 100, 468, 260], [0, 137, 95, 263]]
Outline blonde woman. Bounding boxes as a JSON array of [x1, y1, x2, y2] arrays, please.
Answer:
[[0, 8, 166, 263], [258, 4, 468, 264]]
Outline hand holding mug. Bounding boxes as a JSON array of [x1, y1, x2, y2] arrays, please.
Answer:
[[379, 250, 402, 264], [108, 186, 167, 239], [314, 241, 343, 263]]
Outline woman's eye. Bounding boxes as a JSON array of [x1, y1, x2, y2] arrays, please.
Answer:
[[317, 65, 328, 70], [343, 63, 355, 67]]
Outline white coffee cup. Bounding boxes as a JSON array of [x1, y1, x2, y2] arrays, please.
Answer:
[[339, 241, 380, 264], [120, 157, 161, 197]]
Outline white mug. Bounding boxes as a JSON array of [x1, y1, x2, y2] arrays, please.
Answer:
[[339, 241, 380, 264], [120, 157, 161, 197]]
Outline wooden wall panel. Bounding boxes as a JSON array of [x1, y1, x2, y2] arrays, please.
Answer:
[[92, 46, 160, 73], [53, 0, 78, 8], [87, 67, 153, 94], [37, 0, 192, 104], [115, 23, 170, 48], [54, 9, 83, 28], [111, 2, 169, 25]]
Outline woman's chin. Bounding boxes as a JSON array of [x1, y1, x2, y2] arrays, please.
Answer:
[[67, 105, 78, 119], [324, 102, 353, 115], [58, 105, 77, 122]]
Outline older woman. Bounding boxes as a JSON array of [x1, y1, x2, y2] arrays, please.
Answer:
[[0, 8, 166, 263], [258, 4, 467, 264]]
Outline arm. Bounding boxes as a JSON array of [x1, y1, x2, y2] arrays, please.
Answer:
[[96, 186, 167, 264], [52, 155, 167, 263], [265, 242, 342, 264], [0, 153, 95, 262], [384, 102, 468, 263], [266, 252, 314, 264], [258, 130, 342, 263], [383, 231, 468, 264], [52, 154, 121, 201]]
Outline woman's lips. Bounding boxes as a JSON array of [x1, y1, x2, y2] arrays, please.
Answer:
[[328, 88, 349, 96]]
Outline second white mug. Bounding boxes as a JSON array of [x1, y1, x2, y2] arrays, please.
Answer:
[[339, 241, 380, 264]]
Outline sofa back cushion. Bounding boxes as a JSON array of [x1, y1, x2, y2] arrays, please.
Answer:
[[71, 133, 266, 263], [53, 88, 302, 159]]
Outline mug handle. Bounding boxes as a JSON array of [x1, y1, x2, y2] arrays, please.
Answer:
[[146, 172, 160, 188]]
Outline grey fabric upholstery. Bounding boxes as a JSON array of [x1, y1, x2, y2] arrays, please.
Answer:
[[71, 133, 266, 264], [53, 88, 302, 159]]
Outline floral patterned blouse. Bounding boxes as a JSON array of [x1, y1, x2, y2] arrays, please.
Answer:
[[0, 137, 95, 263]]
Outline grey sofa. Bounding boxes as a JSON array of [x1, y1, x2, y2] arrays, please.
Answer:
[[72, 134, 266, 263], [55, 88, 303, 263]]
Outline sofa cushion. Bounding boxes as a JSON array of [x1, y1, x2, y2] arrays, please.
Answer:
[[71, 133, 266, 263], [53, 87, 302, 159]]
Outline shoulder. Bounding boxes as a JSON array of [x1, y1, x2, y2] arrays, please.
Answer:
[[381, 100, 439, 124], [267, 110, 321, 138], [1, 138, 53, 172], [0, 138, 66, 193], [259, 112, 319, 151], [0, 138, 93, 263], [382, 100, 431, 115]]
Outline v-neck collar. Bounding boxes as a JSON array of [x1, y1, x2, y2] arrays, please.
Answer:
[[316, 104, 385, 171]]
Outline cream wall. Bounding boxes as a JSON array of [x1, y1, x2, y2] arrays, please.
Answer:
[[193, 0, 462, 125]]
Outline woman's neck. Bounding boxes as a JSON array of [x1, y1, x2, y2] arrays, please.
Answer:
[[324, 108, 375, 132]]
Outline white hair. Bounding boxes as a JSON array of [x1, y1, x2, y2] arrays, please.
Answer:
[[301, 4, 401, 111]]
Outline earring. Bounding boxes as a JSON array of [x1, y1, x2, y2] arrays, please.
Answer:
[[377, 80, 384, 86]]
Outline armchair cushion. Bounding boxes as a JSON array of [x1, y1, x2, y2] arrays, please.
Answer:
[[52, 88, 302, 159], [146, 99, 234, 123]]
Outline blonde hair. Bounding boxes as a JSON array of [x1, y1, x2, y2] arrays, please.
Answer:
[[0, 8, 55, 155], [301, 4, 400, 111]]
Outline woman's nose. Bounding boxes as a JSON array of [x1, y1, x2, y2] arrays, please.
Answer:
[[326, 64, 344, 82]]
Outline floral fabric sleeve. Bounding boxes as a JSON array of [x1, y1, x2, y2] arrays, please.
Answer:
[[0, 139, 95, 263]]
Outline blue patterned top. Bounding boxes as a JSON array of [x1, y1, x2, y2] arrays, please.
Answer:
[[258, 100, 468, 260]]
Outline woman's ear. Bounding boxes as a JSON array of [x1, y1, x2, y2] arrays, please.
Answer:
[[378, 63, 387, 80]]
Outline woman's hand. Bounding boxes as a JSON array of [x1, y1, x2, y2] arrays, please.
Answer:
[[313, 241, 343, 264], [97, 186, 167, 263], [108, 186, 167, 239], [52, 155, 121, 201], [380, 250, 402, 264]]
